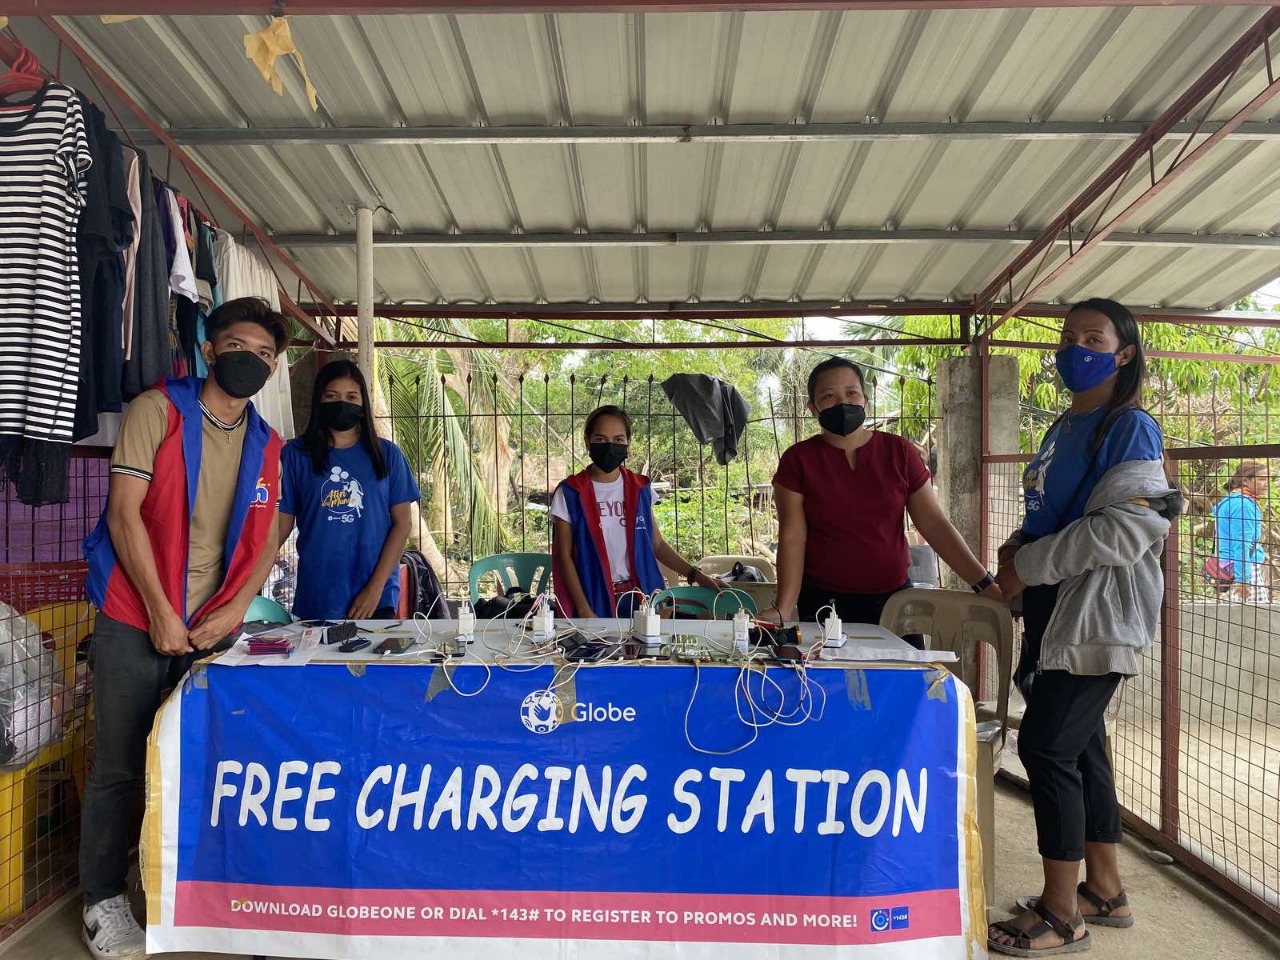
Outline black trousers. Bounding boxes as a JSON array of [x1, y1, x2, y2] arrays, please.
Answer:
[[1017, 584, 1123, 862], [80, 613, 230, 905], [797, 581, 924, 650]]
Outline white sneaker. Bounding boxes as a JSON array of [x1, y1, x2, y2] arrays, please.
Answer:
[[82, 894, 147, 960]]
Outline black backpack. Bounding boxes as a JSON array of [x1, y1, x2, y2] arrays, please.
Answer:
[[401, 549, 450, 618]]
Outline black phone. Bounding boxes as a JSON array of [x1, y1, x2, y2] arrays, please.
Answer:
[[375, 635, 416, 655], [325, 622, 359, 646], [565, 641, 614, 662], [338, 636, 370, 654]]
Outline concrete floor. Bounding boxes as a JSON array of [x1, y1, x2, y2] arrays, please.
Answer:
[[1, 782, 1277, 960]]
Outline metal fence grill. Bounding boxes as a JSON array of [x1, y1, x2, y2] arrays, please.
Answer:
[[1166, 452, 1279, 918], [380, 366, 940, 596], [0, 452, 107, 940]]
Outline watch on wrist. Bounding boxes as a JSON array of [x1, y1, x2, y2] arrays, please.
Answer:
[[686, 565, 700, 585], [972, 572, 996, 594]]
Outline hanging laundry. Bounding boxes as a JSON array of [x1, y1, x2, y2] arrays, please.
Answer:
[[244, 17, 319, 112], [210, 229, 295, 437], [73, 94, 132, 442], [119, 146, 141, 361], [162, 185, 198, 303], [122, 158, 172, 399], [0, 82, 92, 505]]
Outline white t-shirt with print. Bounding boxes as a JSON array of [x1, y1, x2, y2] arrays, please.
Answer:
[[551, 478, 632, 583]]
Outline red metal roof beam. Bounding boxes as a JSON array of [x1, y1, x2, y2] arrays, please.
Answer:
[[974, 6, 1280, 334], [29, 18, 337, 346], [1, 2, 1272, 14]]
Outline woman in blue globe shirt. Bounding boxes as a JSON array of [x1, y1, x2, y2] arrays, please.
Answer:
[[279, 360, 420, 620], [989, 299, 1182, 956]]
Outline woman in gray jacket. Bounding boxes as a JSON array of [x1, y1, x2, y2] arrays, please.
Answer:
[[989, 299, 1182, 956]]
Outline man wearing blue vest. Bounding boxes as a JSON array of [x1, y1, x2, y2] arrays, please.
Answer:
[[80, 297, 287, 960]]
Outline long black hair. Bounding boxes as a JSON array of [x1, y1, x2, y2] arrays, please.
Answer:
[[302, 359, 388, 478], [1067, 297, 1147, 455]]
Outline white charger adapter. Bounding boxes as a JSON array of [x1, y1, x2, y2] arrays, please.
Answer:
[[533, 602, 555, 640], [822, 610, 847, 648], [456, 600, 476, 643], [732, 608, 751, 655]]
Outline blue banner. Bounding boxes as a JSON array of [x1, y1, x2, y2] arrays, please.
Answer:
[[151, 661, 974, 957]]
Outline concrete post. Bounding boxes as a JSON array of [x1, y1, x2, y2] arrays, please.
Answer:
[[356, 204, 375, 387], [936, 353, 1020, 590]]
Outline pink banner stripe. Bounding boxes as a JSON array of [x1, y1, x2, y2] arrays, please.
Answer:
[[175, 882, 959, 945]]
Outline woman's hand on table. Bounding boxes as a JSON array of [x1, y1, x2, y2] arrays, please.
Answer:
[[347, 583, 383, 620]]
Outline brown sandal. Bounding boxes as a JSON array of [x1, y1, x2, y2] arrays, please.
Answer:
[[989, 901, 1092, 957], [1016, 882, 1133, 929]]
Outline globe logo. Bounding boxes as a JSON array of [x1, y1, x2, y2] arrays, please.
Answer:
[[869, 909, 891, 933], [520, 691, 563, 734]]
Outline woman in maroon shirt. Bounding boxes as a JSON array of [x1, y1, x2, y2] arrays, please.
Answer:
[[759, 357, 1002, 646]]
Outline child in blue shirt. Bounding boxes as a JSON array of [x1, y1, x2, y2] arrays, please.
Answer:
[[279, 360, 420, 620]]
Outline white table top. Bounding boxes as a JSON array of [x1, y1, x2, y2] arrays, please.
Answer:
[[218, 618, 954, 668]]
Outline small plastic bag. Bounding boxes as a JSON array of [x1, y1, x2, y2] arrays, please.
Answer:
[[0, 602, 64, 768]]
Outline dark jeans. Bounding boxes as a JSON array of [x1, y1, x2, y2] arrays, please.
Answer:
[[797, 581, 924, 650], [80, 613, 230, 906], [1019, 669, 1124, 862]]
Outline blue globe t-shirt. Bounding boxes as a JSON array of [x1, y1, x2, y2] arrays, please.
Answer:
[[1022, 406, 1163, 539], [280, 438, 421, 619]]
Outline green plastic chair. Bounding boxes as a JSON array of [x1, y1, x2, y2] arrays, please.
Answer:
[[246, 595, 292, 625], [469, 552, 553, 602], [650, 586, 757, 619]]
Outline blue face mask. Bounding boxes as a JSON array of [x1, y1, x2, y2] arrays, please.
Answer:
[[1055, 344, 1118, 394]]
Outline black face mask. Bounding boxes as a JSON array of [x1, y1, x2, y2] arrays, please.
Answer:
[[211, 350, 272, 400], [588, 442, 629, 473], [318, 400, 364, 433], [818, 403, 866, 437]]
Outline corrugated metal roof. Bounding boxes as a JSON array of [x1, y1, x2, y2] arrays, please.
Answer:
[[46, 5, 1280, 313]]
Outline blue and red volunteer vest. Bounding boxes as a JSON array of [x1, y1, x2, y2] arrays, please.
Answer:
[[84, 377, 282, 631], [551, 468, 665, 617]]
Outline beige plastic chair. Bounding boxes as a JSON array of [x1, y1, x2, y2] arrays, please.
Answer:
[[687, 556, 778, 610], [880, 588, 1013, 917], [696, 555, 778, 581]]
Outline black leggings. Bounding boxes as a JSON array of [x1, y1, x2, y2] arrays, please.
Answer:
[[1017, 584, 1123, 862], [796, 581, 924, 650]]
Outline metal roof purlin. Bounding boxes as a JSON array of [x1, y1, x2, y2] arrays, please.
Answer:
[[34, 16, 339, 346], [140, 120, 1280, 148], [272, 228, 1280, 249], [974, 6, 1280, 338]]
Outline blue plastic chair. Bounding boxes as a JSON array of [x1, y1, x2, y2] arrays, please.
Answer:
[[469, 552, 553, 602], [650, 586, 757, 619]]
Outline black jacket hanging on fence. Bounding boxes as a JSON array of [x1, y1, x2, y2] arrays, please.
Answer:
[[660, 373, 750, 466]]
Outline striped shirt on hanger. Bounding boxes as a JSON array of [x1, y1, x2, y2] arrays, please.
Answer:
[[0, 82, 91, 445]]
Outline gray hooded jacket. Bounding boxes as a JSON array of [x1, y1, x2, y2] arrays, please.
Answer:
[[1008, 458, 1184, 677]]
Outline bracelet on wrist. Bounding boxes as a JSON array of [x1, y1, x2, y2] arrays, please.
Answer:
[[971, 572, 996, 594]]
